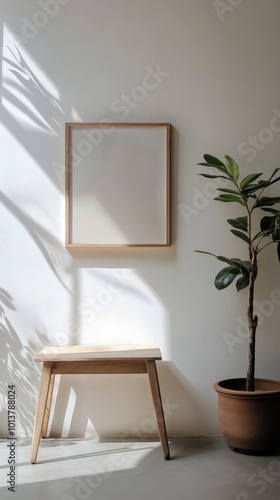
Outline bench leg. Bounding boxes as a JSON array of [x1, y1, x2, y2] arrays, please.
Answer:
[[30, 362, 53, 464], [41, 374, 55, 438], [146, 360, 170, 460]]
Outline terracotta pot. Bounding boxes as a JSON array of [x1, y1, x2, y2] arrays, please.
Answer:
[[213, 378, 280, 454]]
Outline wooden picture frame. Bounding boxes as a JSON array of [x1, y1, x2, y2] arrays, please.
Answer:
[[65, 122, 171, 248]]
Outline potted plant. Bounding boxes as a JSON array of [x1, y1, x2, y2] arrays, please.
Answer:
[[196, 154, 280, 454]]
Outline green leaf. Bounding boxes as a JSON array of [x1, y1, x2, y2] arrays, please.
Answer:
[[242, 186, 263, 197], [224, 155, 240, 181], [252, 231, 266, 242], [214, 266, 240, 290], [195, 251, 248, 270], [277, 241, 280, 262], [240, 173, 263, 190], [197, 163, 228, 175], [227, 216, 248, 232], [233, 259, 251, 272], [255, 196, 280, 207], [203, 154, 225, 166], [272, 167, 280, 175], [260, 207, 280, 214], [194, 250, 217, 257], [272, 228, 280, 241], [217, 257, 243, 268], [243, 180, 279, 196], [260, 216, 276, 232], [194, 251, 235, 267], [253, 221, 280, 240], [259, 175, 280, 188], [242, 261, 252, 273], [242, 191, 259, 200], [214, 194, 245, 206], [217, 257, 251, 275], [195, 251, 246, 268], [251, 169, 280, 191], [236, 275, 249, 291], [230, 230, 250, 244], [216, 188, 241, 195], [216, 256, 233, 265], [252, 230, 269, 241], [268, 168, 280, 181], [198, 174, 229, 180]]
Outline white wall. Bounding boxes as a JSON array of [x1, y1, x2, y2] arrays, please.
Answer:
[[1, 0, 280, 439]]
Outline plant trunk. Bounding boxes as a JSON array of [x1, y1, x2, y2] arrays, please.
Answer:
[[246, 250, 258, 391]]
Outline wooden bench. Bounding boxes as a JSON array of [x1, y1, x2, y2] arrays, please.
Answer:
[[30, 345, 170, 463]]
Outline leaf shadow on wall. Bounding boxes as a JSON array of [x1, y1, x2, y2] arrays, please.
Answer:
[[0, 289, 41, 436], [0, 192, 73, 295], [2, 43, 67, 189]]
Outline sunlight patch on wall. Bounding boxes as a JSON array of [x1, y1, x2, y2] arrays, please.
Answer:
[[75, 267, 171, 359], [85, 417, 97, 438], [61, 386, 77, 437]]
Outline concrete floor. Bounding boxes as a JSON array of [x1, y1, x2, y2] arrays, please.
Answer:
[[0, 436, 280, 500]]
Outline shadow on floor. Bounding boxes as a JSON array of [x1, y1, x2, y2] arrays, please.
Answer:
[[1, 437, 280, 500]]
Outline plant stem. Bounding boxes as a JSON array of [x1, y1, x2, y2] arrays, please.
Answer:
[[246, 247, 258, 391]]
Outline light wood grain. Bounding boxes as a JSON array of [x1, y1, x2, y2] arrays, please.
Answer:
[[34, 345, 162, 362], [30, 345, 169, 463], [52, 360, 147, 374], [41, 374, 54, 438], [30, 362, 53, 463], [65, 122, 171, 248], [146, 360, 170, 460], [166, 123, 171, 246], [65, 122, 171, 128]]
